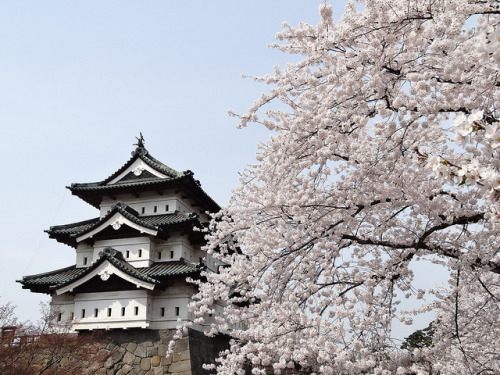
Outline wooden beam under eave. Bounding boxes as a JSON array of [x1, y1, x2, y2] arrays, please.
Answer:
[[156, 191, 164, 196]]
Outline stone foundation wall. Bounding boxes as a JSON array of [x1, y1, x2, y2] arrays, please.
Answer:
[[87, 328, 229, 375]]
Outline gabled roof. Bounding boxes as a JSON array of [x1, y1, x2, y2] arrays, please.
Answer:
[[18, 247, 203, 295], [68, 146, 220, 212], [102, 146, 183, 183], [46, 202, 200, 248]]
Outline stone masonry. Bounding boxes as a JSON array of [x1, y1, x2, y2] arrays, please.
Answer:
[[86, 328, 229, 375]]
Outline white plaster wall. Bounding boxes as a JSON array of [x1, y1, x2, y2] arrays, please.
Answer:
[[154, 236, 202, 263], [93, 237, 152, 267], [51, 293, 75, 325], [100, 196, 178, 218], [206, 252, 224, 273], [149, 282, 196, 330], [50, 285, 216, 332], [76, 243, 94, 268], [72, 290, 152, 330], [99, 191, 209, 219]]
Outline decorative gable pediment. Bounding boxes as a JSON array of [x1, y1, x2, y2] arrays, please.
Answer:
[[107, 158, 168, 184], [76, 211, 158, 242], [55, 248, 157, 295]]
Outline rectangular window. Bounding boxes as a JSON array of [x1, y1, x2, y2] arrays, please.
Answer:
[[141, 207, 145, 214], [153, 206, 157, 213], [121, 307, 125, 316], [157, 251, 161, 260], [70, 312, 74, 321], [134, 306, 139, 316], [138, 249, 142, 258], [94, 308, 98, 317], [107, 308, 112, 317], [160, 307, 165, 317], [170, 251, 174, 259], [57, 312, 62, 321], [175, 307, 180, 316], [83, 257, 88, 265], [81, 309, 86, 319], [165, 204, 169, 211], [126, 250, 130, 258]]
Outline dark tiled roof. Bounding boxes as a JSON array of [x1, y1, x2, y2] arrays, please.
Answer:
[[70, 147, 185, 192], [47, 202, 198, 248], [67, 146, 220, 212], [103, 146, 184, 183], [19, 265, 86, 287], [141, 261, 202, 278], [46, 218, 99, 236], [69, 175, 185, 192], [18, 247, 202, 294]]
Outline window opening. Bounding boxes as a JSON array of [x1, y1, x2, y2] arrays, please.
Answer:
[[126, 250, 130, 258], [161, 307, 165, 317], [154, 206, 157, 213], [57, 312, 62, 321], [121, 307, 125, 316], [94, 308, 98, 317], [107, 308, 112, 317], [175, 307, 180, 316], [134, 307, 139, 316], [170, 251, 174, 259], [165, 204, 169, 211], [141, 207, 145, 214], [81, 309, 86, 319], [138, 249, 142, 257], [83, 257, 88, 266], [158, 252, 161, 260]]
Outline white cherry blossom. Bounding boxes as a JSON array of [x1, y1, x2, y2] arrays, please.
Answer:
[[177, 1, 500, 374]]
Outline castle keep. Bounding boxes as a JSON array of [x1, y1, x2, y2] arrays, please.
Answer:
[[19, 137, 221, 333]]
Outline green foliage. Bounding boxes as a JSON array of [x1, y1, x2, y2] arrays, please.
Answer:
[[401, 322, 435, 351]]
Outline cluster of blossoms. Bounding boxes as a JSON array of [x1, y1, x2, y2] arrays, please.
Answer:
[[452, 111, 500, 188], [426, 32, 500, 215], [484, 28, 500, 66], [426, 109, 500, 211]]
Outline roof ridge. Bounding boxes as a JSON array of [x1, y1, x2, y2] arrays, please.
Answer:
[[140, 151, 184, 179]]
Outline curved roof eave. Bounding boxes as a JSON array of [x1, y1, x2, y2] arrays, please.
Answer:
[[53, 248, 160, 294]]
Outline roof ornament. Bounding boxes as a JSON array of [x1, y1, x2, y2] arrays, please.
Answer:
[[112, 219, 122, 230], [134, 132, 146, 149], [99, 269, 111, 281]]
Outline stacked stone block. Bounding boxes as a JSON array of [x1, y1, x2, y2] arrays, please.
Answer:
[[86, 328, 228, 375]]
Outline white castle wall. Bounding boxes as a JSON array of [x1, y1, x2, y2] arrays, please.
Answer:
[[51, 283, 201, 331]]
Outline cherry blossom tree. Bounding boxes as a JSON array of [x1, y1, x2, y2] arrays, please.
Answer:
[[0, 302, 111, 375], [183, 1, 500, 374]]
